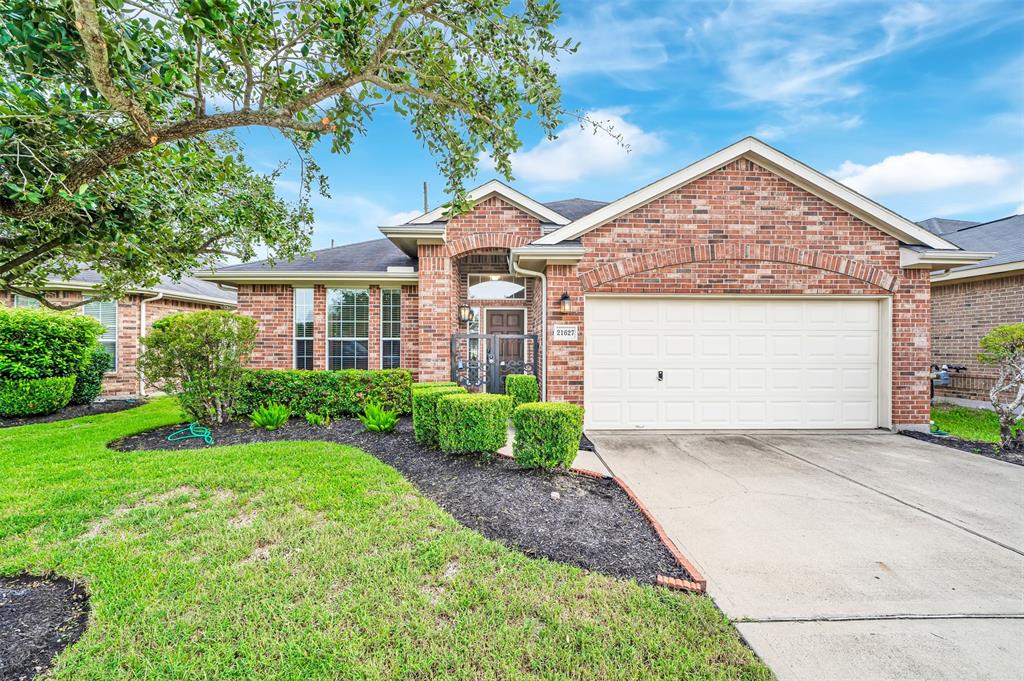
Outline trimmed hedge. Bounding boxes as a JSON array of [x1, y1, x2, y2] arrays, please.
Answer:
[[412, 381, 458, 392], [437, 393, 513, 454], [0, 307, 103, 380], [505, 374, 539, 408], [412, 385, 466, 446], [235, 369, 413, 418], [512, 402, 585, 470], [70, 345, 112, 405], [0, 376, 76, 417]]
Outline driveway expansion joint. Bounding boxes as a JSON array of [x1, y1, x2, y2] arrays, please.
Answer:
[[736, 613, 1024, 624]]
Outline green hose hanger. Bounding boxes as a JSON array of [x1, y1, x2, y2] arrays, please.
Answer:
[[168, 422, 214, 445]]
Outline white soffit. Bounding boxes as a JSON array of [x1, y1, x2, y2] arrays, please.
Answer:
[[534, 137, 959, 251]]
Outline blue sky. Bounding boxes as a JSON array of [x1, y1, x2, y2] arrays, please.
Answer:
[[237, 0, 1024, 249]]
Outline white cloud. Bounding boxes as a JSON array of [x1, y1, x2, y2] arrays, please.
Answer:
[[555, 5, 673, 77], [1015, 203, 1024, 215], [488, 108, 663, 184], [387, 209, 422, 224], [831, 151, 1013, 196], [275, 179, 415, 248]]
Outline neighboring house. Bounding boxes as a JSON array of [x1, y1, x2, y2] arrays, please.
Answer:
[[2, 273, 236, 396], [920, 214, 1023, 406], [201, 137, 988, 431]]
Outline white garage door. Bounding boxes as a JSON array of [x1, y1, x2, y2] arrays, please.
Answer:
[[584, 297, 882, 430]]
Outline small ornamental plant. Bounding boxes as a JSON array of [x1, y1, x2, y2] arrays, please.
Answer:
[[358, 402, 399, 433], [512, 402, 584, 470], [250, 403, 290, 431], [304, 411, 331, 427], [978, 323, 1024, 451], [436, 393, 512, 454], [505, 374, 539, 408]]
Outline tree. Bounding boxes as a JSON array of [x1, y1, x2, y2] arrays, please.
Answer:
[[138, 310, 257, 423], [979, 323, 1024, 452], [0, 0, 573, 308]]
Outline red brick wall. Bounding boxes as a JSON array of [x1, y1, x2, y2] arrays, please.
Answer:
[[237, 284, 293, 369], [932, 274, 1024, 401], [544, 158, 931, 427]]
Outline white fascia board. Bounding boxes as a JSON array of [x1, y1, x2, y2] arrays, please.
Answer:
[[899, 248, 995, 269], [931, 260, 1024, 284], [536, 137, 959, 250], [409, 179, 570, 226], [510, 245, 585, 267], [377, 224, 445, 241], [198, 271, 420, 285], [41, 280, 236, 307]]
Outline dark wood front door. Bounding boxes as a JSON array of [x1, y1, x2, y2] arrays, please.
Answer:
[[486, 309, 525, 393]]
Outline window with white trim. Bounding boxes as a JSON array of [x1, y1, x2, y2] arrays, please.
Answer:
[[327, 288, 368, 369], [13, 294, 40, 308], [381, 288, 401, 369], [83, 299, 117, 368], [293, 288, 314, 370]]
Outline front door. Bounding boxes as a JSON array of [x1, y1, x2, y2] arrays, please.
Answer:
[[486, 309, 525, 393]]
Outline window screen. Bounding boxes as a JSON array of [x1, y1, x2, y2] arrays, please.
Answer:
[[381, 288, 401, 369], [327, 288, 368, 369], [293, 288, 314, 369], [83, 299, 117, 368]]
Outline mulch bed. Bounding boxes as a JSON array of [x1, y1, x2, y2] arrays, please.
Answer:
[[900, 430, 1024, 466], [0, 400, 145, 429], [112, 417, 692, 585], [0, 574, 89, 681]]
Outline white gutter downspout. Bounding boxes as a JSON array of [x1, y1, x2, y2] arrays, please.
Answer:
[[138, 292, 163, 396], [511, 258, 547, 401]]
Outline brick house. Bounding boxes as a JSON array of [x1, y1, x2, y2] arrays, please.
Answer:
[[919, 214, 1023, 406], [2, 272, 236, 396], [202, 138, 988, 431]]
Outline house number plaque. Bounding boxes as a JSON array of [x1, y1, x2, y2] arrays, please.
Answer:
[[552, 325, 578, 341]]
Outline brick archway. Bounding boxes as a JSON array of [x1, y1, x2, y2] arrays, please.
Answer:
[[446, 232, 532, 258], [580, 243, 899, 292]]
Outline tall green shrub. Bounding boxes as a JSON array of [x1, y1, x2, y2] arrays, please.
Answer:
[[437, 393, 512, 454], [0, 376, 76, 416], [138, 311, 257, 423], [505, 374, 539, 408], [70, 345, 112, 405], [235, 369, 413, 417], [0, 308, 102, 380], [412, 385, 466, 446], [512, 402, 584, 470], [979, 323, 1024, 451]]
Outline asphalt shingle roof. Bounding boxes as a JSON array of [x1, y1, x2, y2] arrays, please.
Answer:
[[916, 217, 980, 235], [918, 214, 1024, 271], [214, 238, 416, 273], [543, 198, 608, 221], [55, 270, 236, 303]]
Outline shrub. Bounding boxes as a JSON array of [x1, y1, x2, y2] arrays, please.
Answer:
[[250, 403, 291, 430], [412, 381, 458, 392], [512, 402, 584, 470], [979, 323, 1024, 451], [0, 307, 103, 380], [358, 402, 399, 432], [412, 385, 467, 446], [235, 369, 413, 418], [0, 376, 76, 417], [437, 393, 512, 454], [70, 345, 112, 405], [138, 311, 257, 423], [505, 374, 539, 408], [304, 411, 331, 427]]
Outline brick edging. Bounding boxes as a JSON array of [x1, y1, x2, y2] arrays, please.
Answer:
[[494, 450, 707, 594]]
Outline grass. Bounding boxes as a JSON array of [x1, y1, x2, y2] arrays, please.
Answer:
[[0, 398, 770, 680], [931, 404, 1002, 444]]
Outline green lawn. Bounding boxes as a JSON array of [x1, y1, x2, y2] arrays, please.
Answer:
[[931, 404, 1002, 443], [0, 399, 770, 680]]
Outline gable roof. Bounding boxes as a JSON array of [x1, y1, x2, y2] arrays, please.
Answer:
[[534, 137, 959, 250], [927, 214, 1023, 272], [212, 238, 415, 274], [409, 179, 571, 226]]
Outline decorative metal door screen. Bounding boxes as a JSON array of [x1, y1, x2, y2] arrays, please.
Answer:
[[450, 333, 539, 394]]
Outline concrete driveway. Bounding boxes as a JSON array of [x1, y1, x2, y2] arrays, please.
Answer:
[[586, 431, 1024, 681]]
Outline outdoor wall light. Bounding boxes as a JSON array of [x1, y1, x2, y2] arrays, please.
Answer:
[[559, 292, 572, 313], [458, 304, 472, 323]]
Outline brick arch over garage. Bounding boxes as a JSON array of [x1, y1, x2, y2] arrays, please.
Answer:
[[446, 232, 533, 258], [579, 243, 900, 292]]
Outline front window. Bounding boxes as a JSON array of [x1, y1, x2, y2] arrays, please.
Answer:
[[13, 294, 40, 308], [327, 288, 368, 370], [83, 299, 117, 369], [293, 288, 313, 370], [381, 288, 401, 369], [468, 274, 526, 300]]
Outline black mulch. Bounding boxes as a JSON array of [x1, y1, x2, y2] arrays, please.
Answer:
[[0, 400, 145, 429], [900, 430, 1023, 466], [112, 417, 692, 585], [578, 432, 596, 452], [0, 574, 89, 681]]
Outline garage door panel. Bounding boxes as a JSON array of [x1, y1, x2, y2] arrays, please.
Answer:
[[585, 297, 882, 430]]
